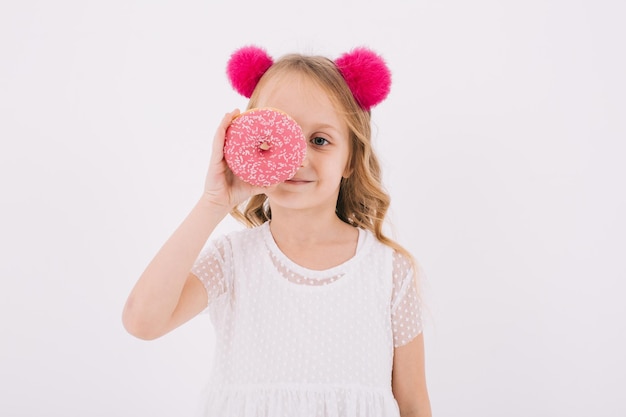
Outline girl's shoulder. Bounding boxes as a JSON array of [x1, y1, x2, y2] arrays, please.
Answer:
[[226, 222, 266, 236], [213, 222, 268, 246], [363, 231, 419, 277]]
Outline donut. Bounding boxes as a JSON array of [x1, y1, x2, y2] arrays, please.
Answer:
[[224, 108, 306, 187]]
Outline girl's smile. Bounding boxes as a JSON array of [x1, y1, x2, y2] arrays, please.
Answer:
[[284, 177, 313, 185]]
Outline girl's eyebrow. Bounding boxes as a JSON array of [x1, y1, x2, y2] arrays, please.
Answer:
[[309, 122, 342, 134]]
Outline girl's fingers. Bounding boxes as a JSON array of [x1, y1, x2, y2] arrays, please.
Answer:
[[210, 109, 240, 163]]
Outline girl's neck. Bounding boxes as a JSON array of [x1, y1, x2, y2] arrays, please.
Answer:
[[267, 209, 359, 271], [268, 208, 355, 245]]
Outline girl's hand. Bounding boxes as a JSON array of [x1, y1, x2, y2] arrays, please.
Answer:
[[202, 109, 275, 211]]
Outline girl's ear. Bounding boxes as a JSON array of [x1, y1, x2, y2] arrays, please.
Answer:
[[226, 46, 274, 98], [334, 47, 392, 111]]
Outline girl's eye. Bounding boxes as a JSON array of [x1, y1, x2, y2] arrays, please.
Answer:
[[311, 137, 329, 146]]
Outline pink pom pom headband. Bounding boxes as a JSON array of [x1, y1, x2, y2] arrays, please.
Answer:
[[226, 45, 391, 111]]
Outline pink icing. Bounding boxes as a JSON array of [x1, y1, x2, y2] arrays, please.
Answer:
[[224, 108, 307, 187]]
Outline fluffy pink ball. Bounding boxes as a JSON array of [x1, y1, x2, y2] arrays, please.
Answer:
[[335, 47, 392, 111], [226, 46, 274, 98]]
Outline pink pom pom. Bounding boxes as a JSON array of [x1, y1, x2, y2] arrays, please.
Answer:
[[335, 47, 391, 111], [226, 46, 274, 98]]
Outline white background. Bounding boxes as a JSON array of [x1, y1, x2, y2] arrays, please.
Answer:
[[1, 1, 624, 416]]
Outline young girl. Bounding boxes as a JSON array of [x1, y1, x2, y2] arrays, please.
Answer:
[[123, 45, 432, 417]]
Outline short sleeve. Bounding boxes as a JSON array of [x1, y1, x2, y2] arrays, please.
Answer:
[[391, 251, 424, 347], [190, 235, 232, 313]]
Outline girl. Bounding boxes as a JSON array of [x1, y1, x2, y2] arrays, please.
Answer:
[[123, 45, 432, 417]]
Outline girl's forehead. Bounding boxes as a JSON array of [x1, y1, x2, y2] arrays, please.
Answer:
[[255, 73, 346, 133], [257, 72, 326, 104]]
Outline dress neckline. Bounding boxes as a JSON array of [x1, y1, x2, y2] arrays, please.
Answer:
[[261, 222, 370, 285]]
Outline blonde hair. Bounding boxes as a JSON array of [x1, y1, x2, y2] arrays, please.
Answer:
[[230, 53, 416, 266]]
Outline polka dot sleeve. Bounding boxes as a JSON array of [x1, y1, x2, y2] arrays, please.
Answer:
[[190, 236, 232, 313], [391, 251, 424, 347]]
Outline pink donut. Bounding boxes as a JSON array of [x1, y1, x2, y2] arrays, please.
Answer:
[[224, 108, 306, 187]]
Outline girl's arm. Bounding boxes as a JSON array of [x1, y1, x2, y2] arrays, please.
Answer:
[[392, 333, 432, 417], [121, 196, 228, 340], [122, 109, 268, 340]]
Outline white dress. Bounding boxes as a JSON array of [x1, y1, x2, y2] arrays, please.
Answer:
[[191, 222, 423, 417]]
